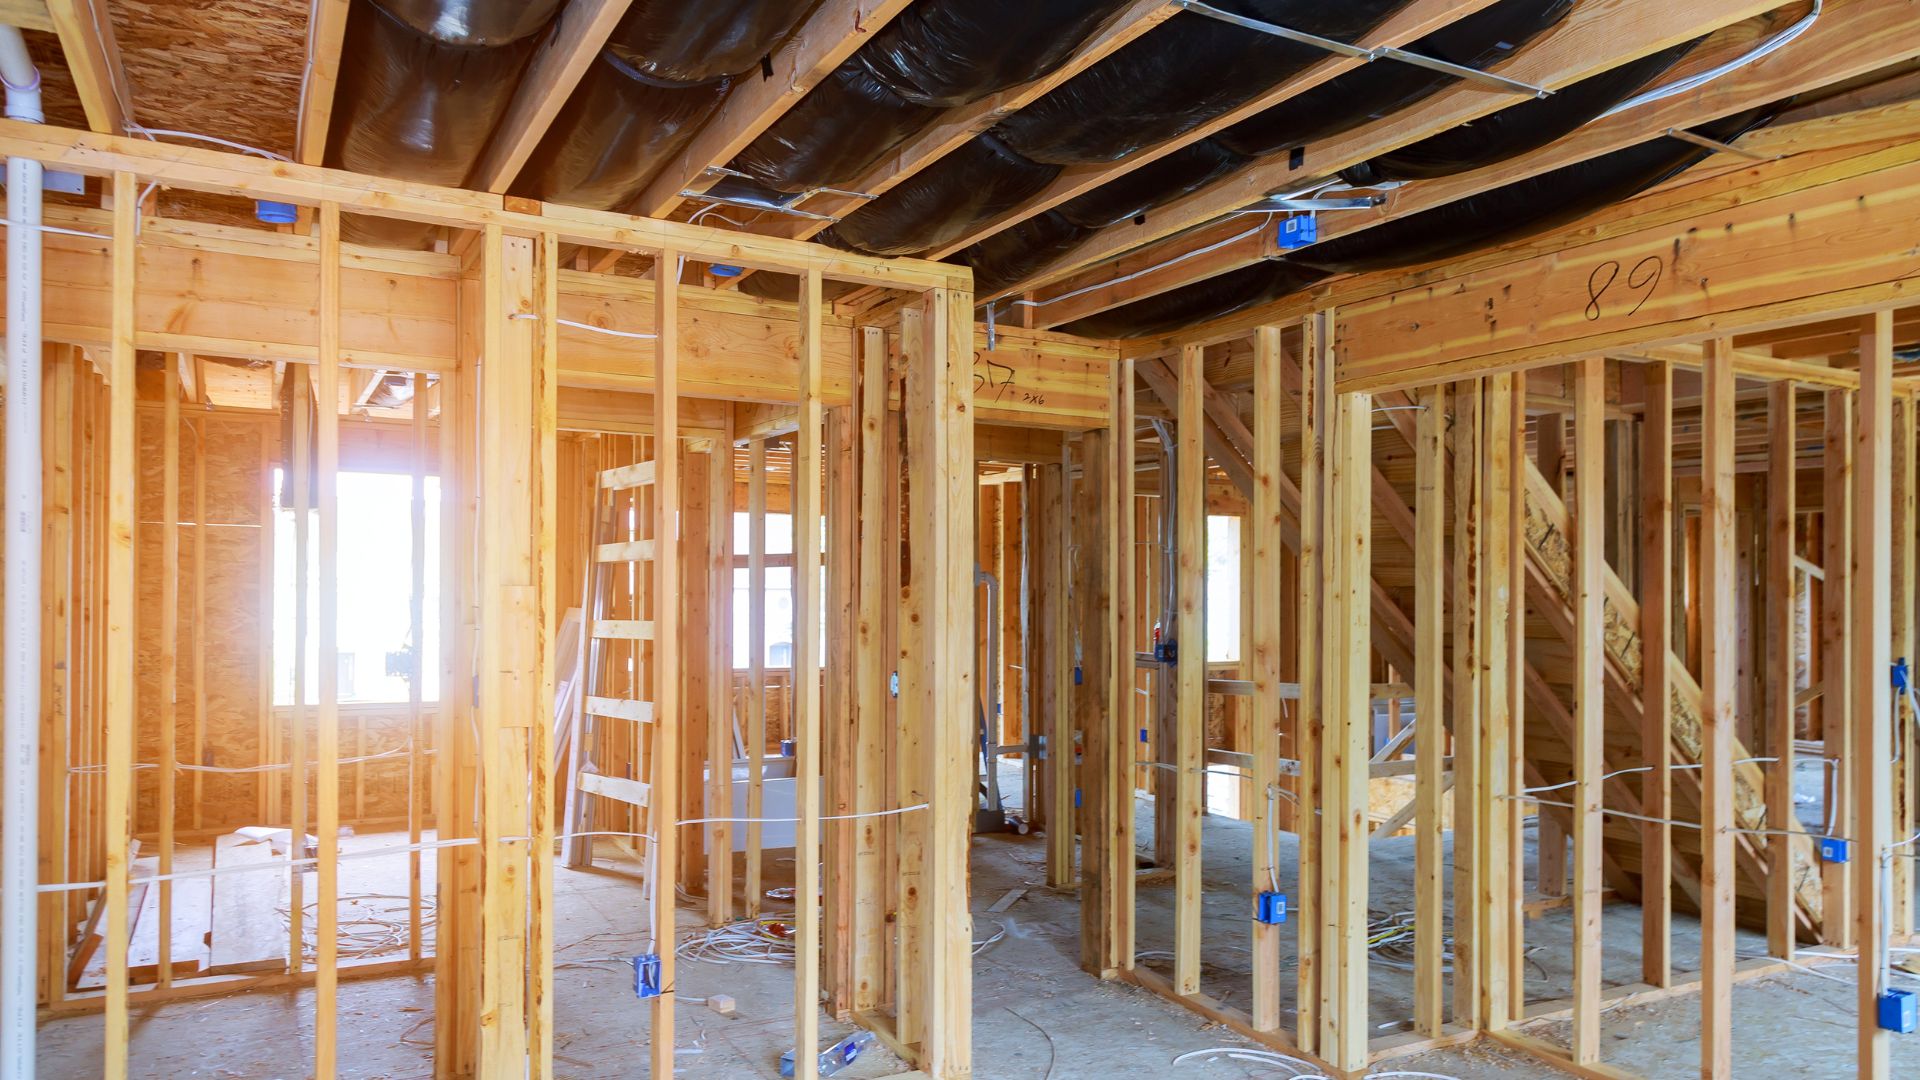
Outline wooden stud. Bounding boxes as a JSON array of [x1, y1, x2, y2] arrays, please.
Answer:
[[102, 168, 137, 1080], [531, 231, 561, 1080], [1451, 378, 1483, 1031], [157, 357, 180, 989], [1639, 362, 1674, 988], [793, 267, 825, 1077], [1413, 382, 1445, 1037], [1174, 343, 1205, 996], [649, 248, 682, 1079], [1895, 390, 1917, 938], [1250, 326, 1285, 1033], [1296, 313, 1327, 1054], [1323, 382, 1372, 1074], [1112, 360, 1136, 976], [314, 201, 343, 1079], [1854, 310, 1894, 1080], [408, 372, 428, 961], [708, 420, 736, 930], [853, 326, 888, 1006], [747, 437, 768, 917], [1572, 358, 1605, 1065], [1700, 339, 1738, 1080], [1823, 387, 1855, 948], [1766, 380, 1798, 959]]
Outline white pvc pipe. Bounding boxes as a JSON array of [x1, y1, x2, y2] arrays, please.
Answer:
[[0, 22, 43, 1080]]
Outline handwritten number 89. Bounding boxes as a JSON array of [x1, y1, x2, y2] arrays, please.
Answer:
[[1584, 256, 1663, 322]]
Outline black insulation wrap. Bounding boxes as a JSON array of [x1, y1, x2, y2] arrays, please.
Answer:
[[517, 56, 728, 209], [953, 211, 1091, 295], [730, 0, 1127, 193], [375, 0, 562, 45], [821, 133, 1061, 257], [1338, 38, 1701, 186], [1215, 0, 1573, 158], [604, 0, 822, 84], [728, 64, 941, 194], [328, 0, 561, 246], [1053, 261, 1330, 339], [1067, 109, 1778, 337], [1294, 108, 1779, 276], [1056, 139, 1250, 230], [518, 0, 819, 209], [992, 0, 1411, 166]]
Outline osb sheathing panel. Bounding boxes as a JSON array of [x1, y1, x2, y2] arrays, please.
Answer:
[[135, 407, 268, 832]]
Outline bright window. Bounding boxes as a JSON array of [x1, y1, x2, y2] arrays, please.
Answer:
[[272, 469, 441, 705], [1206, 515, 1242, 663], [729, 511, 825, 669]]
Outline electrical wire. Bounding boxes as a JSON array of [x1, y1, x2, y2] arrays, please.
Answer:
[[1601, 0, 1824, 120]]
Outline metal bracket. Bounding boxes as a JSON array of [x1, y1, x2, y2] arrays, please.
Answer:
[[1236, 195, 1383, 213], [1174, 0, 1551, 98]]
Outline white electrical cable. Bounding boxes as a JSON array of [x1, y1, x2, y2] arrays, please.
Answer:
[[122, 124, 291, 161], [0, 218, 113, 241], [1601, 0, 1824, 120]]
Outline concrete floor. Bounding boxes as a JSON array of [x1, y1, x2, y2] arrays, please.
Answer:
[[35, 768, 1920, 1078]]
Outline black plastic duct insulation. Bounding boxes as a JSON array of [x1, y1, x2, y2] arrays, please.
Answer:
[[947, 0, 1573, 297], [818, 132, 1062, 257], [1338, 38, 1702, 186], [327, 0, 563, 246], [1215, 0, 1574, 158], [1062, 108, 1779, 337], [993, 0, 1411, 166], [516, 1, 820, 210], [729, 0, 1127, 194]]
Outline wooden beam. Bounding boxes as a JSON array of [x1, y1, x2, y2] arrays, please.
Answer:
[[793, 268, 824, 1077], [1571, 357, 1605, 1065], [471, 0, 636, 191], [293, 0, 350, 163], [314, 201, 342, 1079], [649, 247, 682, 1079], [633, 0, 918, 218], [1412, 382, 1445, 1038], [1174, 343, 1205, 996], [981, 0, 1782, 297], [101, 168, 136, 1080], [1854, 310, 1894, 1080], [1027, 0, 1920, 322], [1640, 362, 1674, 988], [1249, 325, 1284, 1033], [1700, 339, 1738, 1080], [1322, 379, 1372, 1074], [46, 0, 133, 135], [1766, 380, 1798, 959]]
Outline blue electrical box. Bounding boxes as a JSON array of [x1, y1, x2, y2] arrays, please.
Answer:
[[1278, 214, 1318, 250], [1820, 837, 1851, 863], [633, 954, 662, 999], [1073, 788, 1082, 809], [1895, 657, 1911, 694], [1255, 892, 1288, 925], [1140, 728, 1149, 744], [1878, 988, 1917, 1033]]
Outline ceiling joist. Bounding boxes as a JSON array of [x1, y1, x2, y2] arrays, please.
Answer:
[[470, 0, 638, 193], [292, 0, 350, 164], [45, 0, 132, 135]]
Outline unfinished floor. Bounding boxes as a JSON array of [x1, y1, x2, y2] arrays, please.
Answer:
[[37, 772, 1920, 1079]]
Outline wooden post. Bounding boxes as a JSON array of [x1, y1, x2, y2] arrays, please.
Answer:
[[1296, 313, 1327, 1053], [1640, 362, 1673, 988], [708, 423, 737, 929], [1824, 387, 1855, 948], [530, 231, 559, 1080], [648, 248, 682, 1078], [1250, 326, 1285, 1033], [1854, 310, 1894, 1080], [1036, 456, 1073, 889], [1572, 358, 1605, 1065], [1174, 343, 1205, 996], [1322, 383, 1372, 1073], [792, 269, 825, 1077], [1767, 381, 1799, 959], [408, 372, 429, 962], [1451, 379, 1483, 1030], [1413, 382, 1445, 1037], [1895, 391, 1917, 938], [1700, 339, 1738, 1080], [851, 326, 887, 1009], [157, 357, 180, 989], [747, 437, 768, 917], [314, 201, 343, 1079], [905, 286, 975, 1078], [1074, 426, 1114, 976], [102, 169, 137, 1080]]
